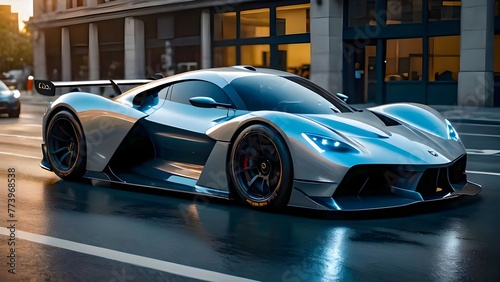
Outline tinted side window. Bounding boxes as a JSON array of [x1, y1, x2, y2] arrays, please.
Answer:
[[170, 80, 231, 105]]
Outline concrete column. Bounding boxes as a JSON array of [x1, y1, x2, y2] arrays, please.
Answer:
[[310, 0, 343, 95], [56, 0, 65, 12], [61, 27, 72, 81], [89, 23, 100, 93], [124, 17, 145, 79], [33, 30, 47, 80], [201, 8, 211, 69], [89, 23, 100, 80], [457, 0, 494, 106]]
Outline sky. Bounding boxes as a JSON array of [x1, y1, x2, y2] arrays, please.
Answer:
[[0, 0, 33, 30]]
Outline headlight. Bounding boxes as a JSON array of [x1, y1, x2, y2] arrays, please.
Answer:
[[445, 119, 459, 141], [12, 90, 21, 99], [301, 133, 357, 153]]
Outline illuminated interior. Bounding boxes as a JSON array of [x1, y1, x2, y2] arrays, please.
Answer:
[[428, 36, 460, 81], [385, 38, 423, 81]]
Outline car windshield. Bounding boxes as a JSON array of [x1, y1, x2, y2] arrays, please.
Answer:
[[230, 75, 352, 114], [0, 81, 8, 91]]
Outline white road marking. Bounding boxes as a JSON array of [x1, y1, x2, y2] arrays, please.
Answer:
[[457, 123, 500, 127], [0, 229, 258, 282], [466, 149, 500, 156], [460, 133, 500, 138], [0, 133, 42, 140], [466, 170, 500, 177], [0, 152, 40, 160]]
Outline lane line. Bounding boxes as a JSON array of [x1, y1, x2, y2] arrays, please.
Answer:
[[466, 149, 500, 156], [0, 133, 42, 140], [467, 170, 500, 177], [456, 123, 500, 127], [0, 152, 40, 160], [460, 133, 500, 138], [0, 229, 258, 282], [0, 123, 42, 127]]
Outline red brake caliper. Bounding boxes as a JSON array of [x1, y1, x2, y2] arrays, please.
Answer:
[[243, 155, 249, 169]]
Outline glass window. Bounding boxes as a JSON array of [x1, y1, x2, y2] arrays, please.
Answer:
[[175, 10, 200, 38], [385, 38, 423, 81], [230, 76, 351, 113], [175, 46, 200, 74], [213, 46, 236, 67], [429, 36, 460, 81], [240, 8, 270, 38], [170, 81, 231, 105], [278, 43, 311, 77], [276, 4, 310, 35], [214, 12, 236, 40], [429, 0, 461, 21], [241, 45, 270, 67], [495, 0, 500, 16], [348, 0, 376, 26], [494, 35, 500, 73], [387, 0, 422, 24]]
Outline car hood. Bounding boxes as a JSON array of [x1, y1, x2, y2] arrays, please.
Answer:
[[301, 111, 393, 139], [301, 110, 464, 164], [0, 90, 14, 96], [0, 90, 15, 99]]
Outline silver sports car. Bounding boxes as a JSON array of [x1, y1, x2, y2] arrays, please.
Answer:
[[35, 66, 480, 211]]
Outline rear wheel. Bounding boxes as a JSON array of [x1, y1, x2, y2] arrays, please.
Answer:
[[230, 124, 292, 209], [46, 110, 86, 180]]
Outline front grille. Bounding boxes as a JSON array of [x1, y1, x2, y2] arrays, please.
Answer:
[[334, 155, 467, 200]]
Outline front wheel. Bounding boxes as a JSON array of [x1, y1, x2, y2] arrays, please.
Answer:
[[46, 110, 86, 180], [230, 124, 293, 210], [8, 103, 20, 118]]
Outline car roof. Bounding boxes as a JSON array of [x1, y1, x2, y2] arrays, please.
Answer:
[[117, 66, 296, 100], [166, 66, 295, 84]]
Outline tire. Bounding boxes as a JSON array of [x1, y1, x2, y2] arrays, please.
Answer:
[[8, 104, 20, 118], [46, 110, 86, 180], [230, 124, 293, 209]]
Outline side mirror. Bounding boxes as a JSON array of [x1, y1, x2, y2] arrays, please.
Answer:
[[189, 96, 232, 109], [336, 93, 349, 103]]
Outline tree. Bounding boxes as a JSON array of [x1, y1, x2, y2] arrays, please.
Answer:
[[0, 21, 33, 73]]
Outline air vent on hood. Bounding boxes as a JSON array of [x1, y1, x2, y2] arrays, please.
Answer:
[[232, 65, 257, 71], [371, 111, 400, 126]]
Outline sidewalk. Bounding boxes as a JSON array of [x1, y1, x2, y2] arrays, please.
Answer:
[[20, 91, 500, 124]]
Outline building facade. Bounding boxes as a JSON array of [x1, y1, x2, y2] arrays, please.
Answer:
[[0, 5, 19, 32], [29, 0, 500, 106]]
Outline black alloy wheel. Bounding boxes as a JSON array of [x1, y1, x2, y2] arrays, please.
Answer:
[[230, 124, 292, 209], [46, 110, 86, 180]]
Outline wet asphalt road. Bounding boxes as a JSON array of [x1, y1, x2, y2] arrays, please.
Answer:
[[0, 104, 499, 281]]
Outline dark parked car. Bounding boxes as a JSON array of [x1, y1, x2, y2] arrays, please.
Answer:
[[0, 80, 21, 118]]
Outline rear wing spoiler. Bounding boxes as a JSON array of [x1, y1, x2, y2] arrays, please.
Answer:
[[34, 79, 152, 96]]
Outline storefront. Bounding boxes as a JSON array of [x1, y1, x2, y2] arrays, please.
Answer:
[[212, 1, 311, 77], [30, 0, 497, 106], [343, 0, 461, 104]]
